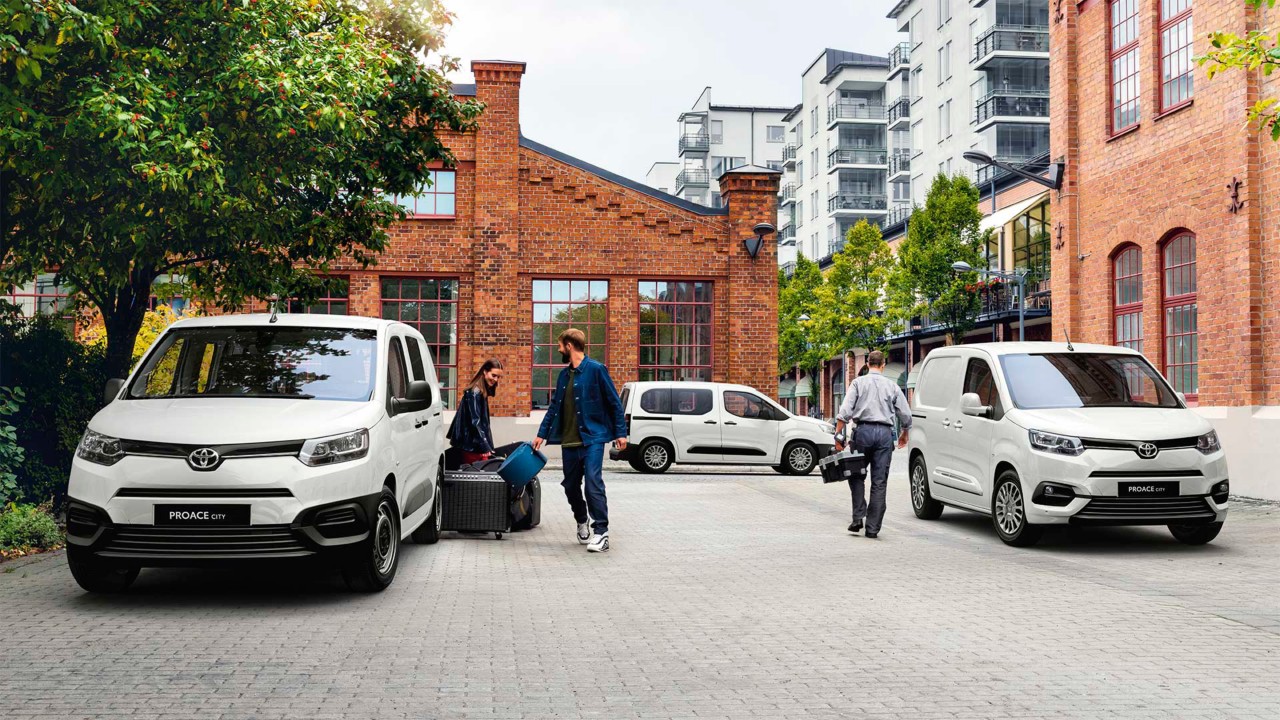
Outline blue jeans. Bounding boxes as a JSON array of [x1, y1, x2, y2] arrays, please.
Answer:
[[561, 443, 608, 534], [850, 424, 895, 534]]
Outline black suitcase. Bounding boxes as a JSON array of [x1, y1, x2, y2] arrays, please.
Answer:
[[441, 471, 511, 538], [511, 476, 541, 531]]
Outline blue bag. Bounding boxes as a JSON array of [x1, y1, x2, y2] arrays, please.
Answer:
[[497, 442, 547, 488]]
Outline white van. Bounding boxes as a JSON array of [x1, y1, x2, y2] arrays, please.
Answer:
[[65, 314, 446, 593], [609, 381, 836, 474], [907, 342, 1228, 547]]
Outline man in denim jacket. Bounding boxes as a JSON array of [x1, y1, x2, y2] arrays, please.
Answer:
[[533, 329, 628, 553]]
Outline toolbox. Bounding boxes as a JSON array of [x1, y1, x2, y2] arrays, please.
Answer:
[[818, 448, 867, 484]]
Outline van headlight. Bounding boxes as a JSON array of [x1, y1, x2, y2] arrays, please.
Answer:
[[299, 429, 369, 466], [77, 430, 126, 466], [1196, 430, 1221, 455], [1028, 429, 1084, 457]]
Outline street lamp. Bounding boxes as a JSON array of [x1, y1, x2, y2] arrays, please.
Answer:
[[952, 260, 1028, 342], [962, 150, 1065, 214]]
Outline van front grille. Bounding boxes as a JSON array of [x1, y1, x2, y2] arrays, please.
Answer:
[[99, 525, 311, 559], [114, 488, 293, 499], [1072, 496, 1215, 524]]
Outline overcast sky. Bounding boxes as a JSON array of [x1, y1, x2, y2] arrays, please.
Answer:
[[441, 0, 902, 183]]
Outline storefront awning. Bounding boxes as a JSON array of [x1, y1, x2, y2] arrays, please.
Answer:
[[778, 379, 797, 399], [794, 376, 812, 398], [980, 191, 1049, 232], [881, 362, 908, 388]]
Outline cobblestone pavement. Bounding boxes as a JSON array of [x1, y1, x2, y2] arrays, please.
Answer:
[[3, 450, 1280, 719]]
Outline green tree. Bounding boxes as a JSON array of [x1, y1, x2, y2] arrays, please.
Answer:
[[811, 219, 894, 360], [887, 173, 989, 343], [1, 0, 482, 378], [1199, 0, 1280, 138], [778, 255, 826, 404]]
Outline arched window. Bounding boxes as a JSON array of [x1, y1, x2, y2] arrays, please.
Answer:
[[1162, 233, 1197, 397], [1112, 246, 1143, 352]]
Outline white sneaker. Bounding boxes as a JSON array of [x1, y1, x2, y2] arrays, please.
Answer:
[[576, 522, 591, 545], [587, 532, 610, 553]]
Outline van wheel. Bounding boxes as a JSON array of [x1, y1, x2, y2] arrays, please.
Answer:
[[637, 439, 673, 474], [1169, 522, 1223, 545], [411, 466, 443, 545], [343, 487, 400, 592], [782, 441, 817, 475], [67, 546, 139, 593], [910, 455, 943, 520], [992, 470, 1043, 547]]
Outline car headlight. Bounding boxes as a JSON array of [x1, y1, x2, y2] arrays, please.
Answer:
[[299, 429, 369, 466], [77, 430, 126, 466], [1196, 430, 1221, 455], [1028, 429, 1084, 457], [823, 423, 836, 435]]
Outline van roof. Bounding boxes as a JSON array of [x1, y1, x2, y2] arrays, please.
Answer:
[[168, 313, 399, 331], [622, 380, 761, 393], [928, 341, 1142, 357]]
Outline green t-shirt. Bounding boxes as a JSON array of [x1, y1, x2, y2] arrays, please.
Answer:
[[560, 368, 582, 448]]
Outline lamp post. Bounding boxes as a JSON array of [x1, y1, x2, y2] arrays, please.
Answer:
[[952, 260, 1027, 342]]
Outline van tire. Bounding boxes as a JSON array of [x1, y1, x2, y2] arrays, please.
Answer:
[[910, 455, 944, 520], [343, 487, 400, 592], [781, 441, 817, 475], [636, 439, 673, 474], [411, 466, 443, 545], [67, 546, 139, 593], [992, 470, 1043, 547], [1169, 521, 1223, 545]]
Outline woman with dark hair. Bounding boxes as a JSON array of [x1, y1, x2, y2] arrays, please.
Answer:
[[448, 358, 504, 465]]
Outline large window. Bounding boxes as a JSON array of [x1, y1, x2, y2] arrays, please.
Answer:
[[4, 273, 72, 318], [531, 279, 608, 409], [386, 170, 456, 218], [1011, 202, 1051, 285], [1110, 0, 1141, 133], [1162, 233, 1197, 397], [380, 277, 458, 407], [638, 280, 713, 382], [290, 277, 349, 315], [1113, 246, 1143, 352], [1160, 0, 1194, 111]]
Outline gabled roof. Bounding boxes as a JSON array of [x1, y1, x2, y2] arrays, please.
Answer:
[[518, 136, 729, 217]]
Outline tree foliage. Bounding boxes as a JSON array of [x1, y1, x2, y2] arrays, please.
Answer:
[[1, 0, 482, 377], [811, 220, 894, 359], [777, 255, 826, 376], [1199, 0, 1280, 139]]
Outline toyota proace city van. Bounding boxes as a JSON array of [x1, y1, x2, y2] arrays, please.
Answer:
[[907, 342, 1228, 547], [66, 314, 447, 592], [609, 381, 836, 474]]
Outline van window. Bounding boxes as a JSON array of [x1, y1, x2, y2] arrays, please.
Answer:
[[620, 387, 631, 412], [405, 336, 426, 381], [963, 358, 1003, 419], [723, 391, 767, 419], [387, 338, 409, 400], [639, 387, 713, 415], [916, 356, 960, 408]]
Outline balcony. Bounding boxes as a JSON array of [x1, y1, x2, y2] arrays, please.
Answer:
[[888, 152, 911, 180], [781, 261, 797, 277], [973, 25, 1050, 69], [782, 144, 798, 169], [974, 88, 1049, 130], [827, 147, 889, 172], [675, 168, 710, 193], [888, 43, 911, 80], [885, 204, 913, 228], [828, 193, 889, 215], [778, 224, 796, 244], [678, 133, 710, 156], [886, 279, 1052, 340], [827, 102, 887, 128], [779, 183, 797, 205], [888, 96, 912, 130], [975, 155, 1045, 186]]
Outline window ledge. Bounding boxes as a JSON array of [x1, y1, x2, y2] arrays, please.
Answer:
[[409, 214, 457, 220], [1154, 99, 1193, 122], [1106, 125, 1140, 143]]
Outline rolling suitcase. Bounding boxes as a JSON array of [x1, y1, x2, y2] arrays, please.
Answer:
[[441, 471, 511, 539], [511, 476, 541, 531]]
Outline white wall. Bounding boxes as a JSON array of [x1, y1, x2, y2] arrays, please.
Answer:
[[1198, 407, 1280, 501]]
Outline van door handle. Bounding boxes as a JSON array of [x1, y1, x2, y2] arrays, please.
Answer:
[[704, 420, 717, 424], [415, 419, 429, 428], [725, 421, 738, 426], [941, 418, 951, 427], [954, 420, 964, 430]]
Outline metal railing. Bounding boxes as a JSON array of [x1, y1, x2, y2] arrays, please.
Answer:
[[973, 24, 1050, 62], [778, 224, 796, 243], [888, 152, 912, 176], [828, 102, 887, 123], [781, 261, 797, 277], [675, 168, 710, 191], [885, 278, 1052, 339], [974, 89, 1050, 124], [885, 204, 913, 228], [888, 96, 912, 125], [827, 147, 889, 168], [976, 155, 1040, 185], [889, 42, 911, 69], [678, 134, 710, 154], [779, 183, 796, 201], [783, 144, 798, 161], [828, 193, 889, 212]]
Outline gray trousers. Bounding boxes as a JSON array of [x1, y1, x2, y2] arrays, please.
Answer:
[[848, 423, 895, 533]]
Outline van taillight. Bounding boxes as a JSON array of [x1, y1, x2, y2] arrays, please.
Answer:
[[625, 414, 631, 433]]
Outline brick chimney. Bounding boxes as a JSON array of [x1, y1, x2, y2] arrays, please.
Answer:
[[718, 166, 782, 399]]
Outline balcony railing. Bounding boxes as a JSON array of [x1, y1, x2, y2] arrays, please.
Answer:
[[973, 24, 1050, 63], [781, 261, 797, 277], [827, 147, 889, 168], [779, 224, 796, 243], [888, 152, 912, 176], [828, 103, 887, 123], [974, 89, 1049, 125], [678, 133, 710, 154], [828, 193, 889, 212], [889, 42, 911, 69], [885, 204, 913, 228], [975, 155, 1041, 185], [886, 278, 1052, 339], [888, 96, 912, 126], [779, 183, 797, 201], [783, 144, 798, 161], [675, 168, 710, 191]]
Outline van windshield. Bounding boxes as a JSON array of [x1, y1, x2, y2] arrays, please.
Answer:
[[128, 327, 378, 402], [998, 352, 1179, 410]]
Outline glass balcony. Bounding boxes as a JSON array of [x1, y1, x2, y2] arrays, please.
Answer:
[[827, 147, 889, 170], [827, 102, 888, 125], [974, 88, 1049, 127], [779, 183, 797, 204], [675, 168, 710, 192], [973, 25, 1050, 68], [888, 152, 912, 178], [828, 193, 889, 213], [888, 43, 911, 78], [678, 133, 710, 155], [888, 96, 913, 129], [778, 224, 796, 245]]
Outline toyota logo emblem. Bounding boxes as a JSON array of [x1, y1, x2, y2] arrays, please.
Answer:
[[1136, 442, 1158, 459], [188, 447, 221, 471]]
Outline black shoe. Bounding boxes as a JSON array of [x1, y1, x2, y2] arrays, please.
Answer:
[[847, 521, 863, 534], [865, 531, 879, 539]]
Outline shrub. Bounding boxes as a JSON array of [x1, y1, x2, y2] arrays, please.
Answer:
[[0, 502, 63, 552], [0, 387, 24, 505]]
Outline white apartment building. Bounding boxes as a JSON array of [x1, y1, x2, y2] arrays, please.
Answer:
[[885, 0, 1050, 216], [777, 50, 893, 265], [645, 88, 791, 209]]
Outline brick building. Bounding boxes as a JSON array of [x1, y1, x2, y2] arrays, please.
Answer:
[[319, 61, 780, 429], [1054, 1, 1280, 499]]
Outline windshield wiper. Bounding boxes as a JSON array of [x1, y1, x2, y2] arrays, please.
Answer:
[[161, 392, 316, 399]]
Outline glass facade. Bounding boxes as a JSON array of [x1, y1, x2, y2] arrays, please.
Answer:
[[1011, 202, 1051, 283], [638, 280, 713, 382], [531, 279, 609, 409]]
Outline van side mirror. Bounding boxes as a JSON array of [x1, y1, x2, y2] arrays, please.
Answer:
[[103, 378, 125, 405], [960, 392, 992, 418], [393, 380, 433, 414]]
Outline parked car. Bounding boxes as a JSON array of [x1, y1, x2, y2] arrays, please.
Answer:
[[65, 314, 447, 593], [609, 381, 835, 474], [907, 342, 1228, 547]]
